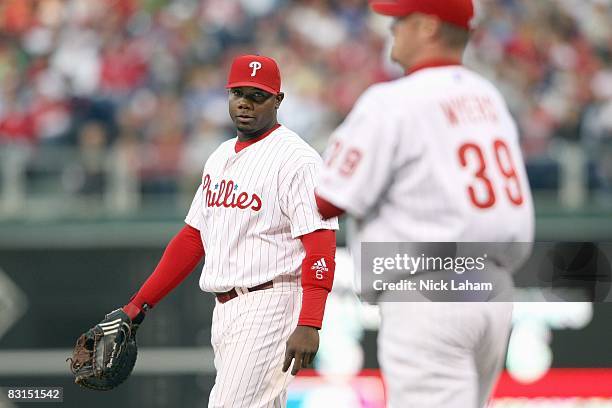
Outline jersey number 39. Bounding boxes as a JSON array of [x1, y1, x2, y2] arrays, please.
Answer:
[[458, 139, 524, 209]]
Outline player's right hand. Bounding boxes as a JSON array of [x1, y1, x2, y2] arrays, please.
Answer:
[[282, 325, 319, 375]]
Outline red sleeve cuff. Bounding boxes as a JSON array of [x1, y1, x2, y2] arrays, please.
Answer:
[[123, 301, 144, 320], [298, 287, 330, 328], [315, 193, 345, 219]]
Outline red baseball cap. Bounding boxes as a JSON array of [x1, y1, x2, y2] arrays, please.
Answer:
[[370, 0, 474, 30], [226, 54, 281, 95]]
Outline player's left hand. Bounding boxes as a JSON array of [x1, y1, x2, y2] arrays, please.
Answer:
[[282, 325, 319, 375]]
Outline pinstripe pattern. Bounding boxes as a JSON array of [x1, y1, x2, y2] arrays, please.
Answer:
[[184, 125, 338, 406], [185, 126, 338, 293], [208, 285, 301, 408]]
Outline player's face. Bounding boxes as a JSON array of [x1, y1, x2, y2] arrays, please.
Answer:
[[228, 86, 283, 137]]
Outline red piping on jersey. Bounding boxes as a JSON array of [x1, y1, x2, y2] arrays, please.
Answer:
[[315, 193, 345, 219], [406, 58, 462, 76], [124, 224, 204, 319], [234, 123, 281, 153]]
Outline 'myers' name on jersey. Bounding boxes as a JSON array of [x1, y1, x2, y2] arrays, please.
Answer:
[[441, 95, 498, 126], [202, 174, 262, 211]]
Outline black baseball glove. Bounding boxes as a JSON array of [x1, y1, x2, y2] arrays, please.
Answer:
[[67, 308, 144, 391]]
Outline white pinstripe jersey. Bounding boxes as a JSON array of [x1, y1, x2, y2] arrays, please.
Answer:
[[317, 65, 534, 247], [186, 125, 338, 293]]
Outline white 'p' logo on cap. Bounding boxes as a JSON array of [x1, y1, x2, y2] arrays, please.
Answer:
[[249, 61, 262, 77]]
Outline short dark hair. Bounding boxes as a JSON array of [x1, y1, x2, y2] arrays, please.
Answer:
[[438, 22, 470, 50]]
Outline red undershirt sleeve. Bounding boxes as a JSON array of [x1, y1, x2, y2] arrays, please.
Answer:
[[123, 224, 205, 319], [315, 193, 345, 219], [298, 229, 336, 329]]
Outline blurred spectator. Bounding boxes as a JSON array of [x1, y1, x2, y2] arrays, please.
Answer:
[[62, 121, 108, 196], [139, 92, 185, 195]]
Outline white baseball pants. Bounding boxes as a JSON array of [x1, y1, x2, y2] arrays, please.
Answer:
[[208, 279, 301, 408], [379, 301, 513, 408]]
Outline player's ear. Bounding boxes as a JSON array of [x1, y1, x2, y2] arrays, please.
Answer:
[[275, 93, 285, 109], [419, 14, 441, 41]]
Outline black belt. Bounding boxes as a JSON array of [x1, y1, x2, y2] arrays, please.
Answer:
[[215, 280, 274, 304]]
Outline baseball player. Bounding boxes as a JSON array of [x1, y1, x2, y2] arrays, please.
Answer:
[[315, 1, 534, 407], [120, 55, 339, 407]]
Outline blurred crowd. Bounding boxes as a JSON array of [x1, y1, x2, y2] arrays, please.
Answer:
[[469, 0, 612, 191], [0, 0, 611, 198]]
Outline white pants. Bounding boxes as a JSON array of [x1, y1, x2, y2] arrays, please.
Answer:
[[208, 282, 301, 408], [379, 301, 513, 408]]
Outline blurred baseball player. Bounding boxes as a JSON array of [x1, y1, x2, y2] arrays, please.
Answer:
[[315, 1, 534, 407], [119, 55, 338, 407]]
